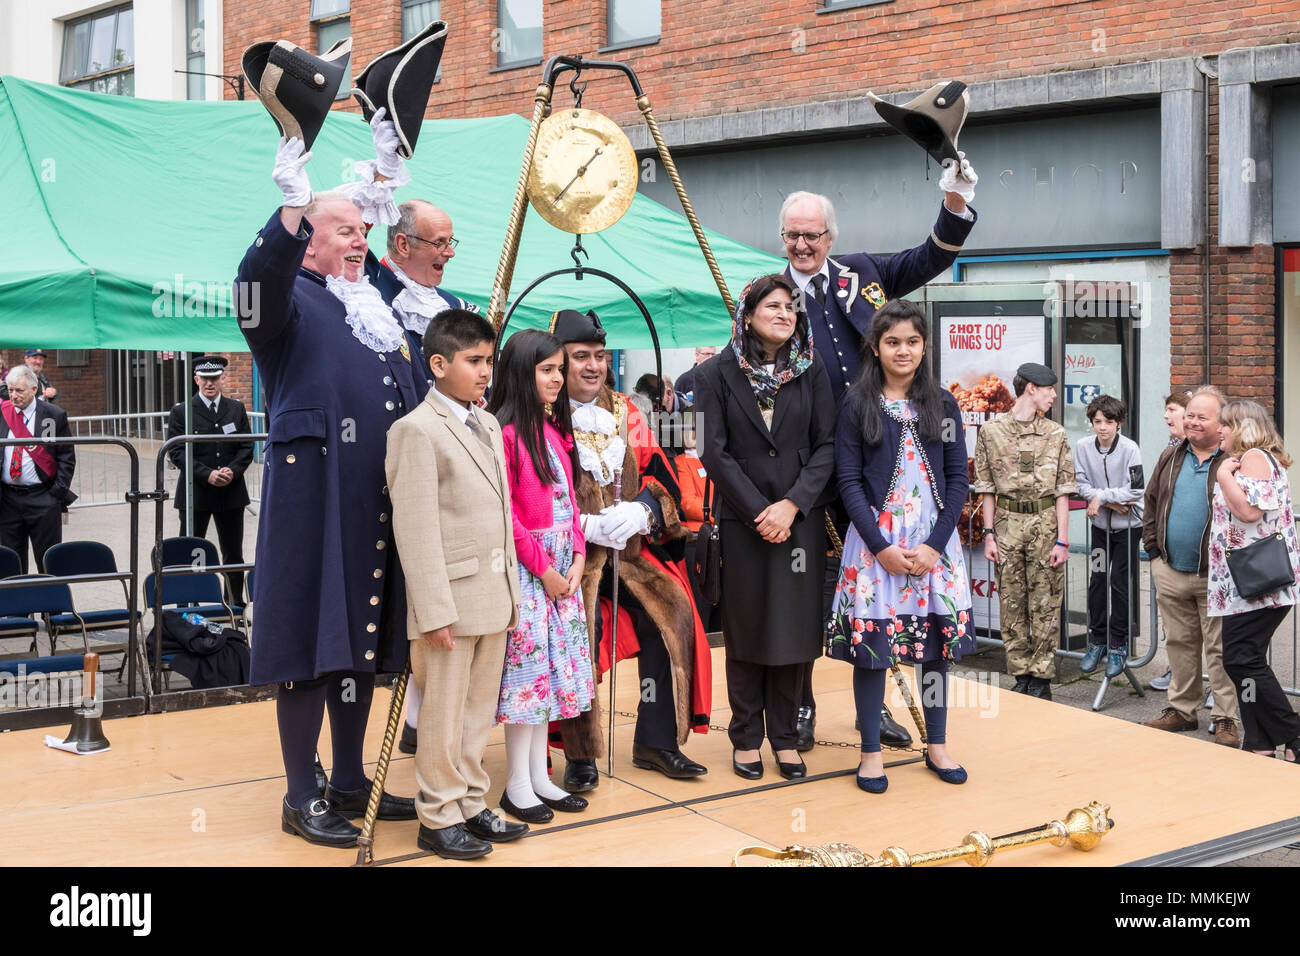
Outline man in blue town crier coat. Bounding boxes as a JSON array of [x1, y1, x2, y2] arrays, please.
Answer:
[[781, 155, 980, 753], [234, 134, 423, 848]]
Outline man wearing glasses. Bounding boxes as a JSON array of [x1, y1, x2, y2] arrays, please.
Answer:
[[782, 161, 979, 753]]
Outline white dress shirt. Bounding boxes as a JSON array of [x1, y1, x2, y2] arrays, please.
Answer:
[[3, 402, 41, 486], [432, 384, 472, 431]]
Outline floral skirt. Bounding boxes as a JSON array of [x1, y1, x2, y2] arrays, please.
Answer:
[[825, 523, 976, 669], [496, 527, 595, 724]]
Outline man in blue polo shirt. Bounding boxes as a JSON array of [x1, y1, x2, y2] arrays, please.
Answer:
[[1141, 387, 1240, 747]]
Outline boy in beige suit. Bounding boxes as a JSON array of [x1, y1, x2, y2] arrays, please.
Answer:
[[385, 310, 524, 860]]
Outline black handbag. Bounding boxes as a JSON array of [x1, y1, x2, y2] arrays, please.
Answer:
[[693, 478, 722, 605], [1226, 532, 1294, 599]]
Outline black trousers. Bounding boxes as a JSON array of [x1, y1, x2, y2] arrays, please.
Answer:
[[179, 508, 246, 603], [726, 656, 806, 750], [1086, 524, 1141, 648], [1222, 604, 1300, 752], [0, 487, 62, 573]]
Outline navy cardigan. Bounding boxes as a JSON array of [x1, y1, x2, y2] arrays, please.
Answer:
[[835, 389, 969, 556]]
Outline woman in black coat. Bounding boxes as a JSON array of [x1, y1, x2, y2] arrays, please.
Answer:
[[694, 273, 836, 781]]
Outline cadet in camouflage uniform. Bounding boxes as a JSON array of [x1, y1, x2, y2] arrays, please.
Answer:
[[972, 362, 1077, 700]]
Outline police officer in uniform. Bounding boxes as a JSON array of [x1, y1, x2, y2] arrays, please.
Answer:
[[166, 355, 253, 602], [972, 363, 1078, 700]]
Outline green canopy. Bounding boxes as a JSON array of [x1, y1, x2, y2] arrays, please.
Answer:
[[0, 75, 782, 350]]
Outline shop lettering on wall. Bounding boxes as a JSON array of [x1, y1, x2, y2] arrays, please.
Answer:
[[998, 161, 1140, 194]]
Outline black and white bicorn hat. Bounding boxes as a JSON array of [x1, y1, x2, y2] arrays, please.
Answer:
[[242, 37, 353, 151], [351, 20, 448, 160], [866, 80, 971, 166]]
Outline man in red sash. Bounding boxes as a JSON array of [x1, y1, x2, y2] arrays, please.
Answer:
[[0, 365, 77, 572]]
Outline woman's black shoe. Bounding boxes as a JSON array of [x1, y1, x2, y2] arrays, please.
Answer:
[[732, 751, 763, 780], [776, 756, 807, 780], [538, 792, 588, 812], [281, 796, 360, 847], [499, 790, 554, 824]]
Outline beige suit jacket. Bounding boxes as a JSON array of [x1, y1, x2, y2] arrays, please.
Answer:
[[385, 390, 520, 639]]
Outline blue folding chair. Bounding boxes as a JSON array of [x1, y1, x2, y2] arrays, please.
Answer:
[[143, 571, 238, 627], [0, 575, 88, 660], [154, 536, 243, 612], [0, 545, 22, 578], [0, 549, 46, 658], [44, 541, 140, 660]]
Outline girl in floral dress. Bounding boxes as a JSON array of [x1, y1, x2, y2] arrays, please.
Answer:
[[487, 330, 594, 822], [826, 299, 976, 793]]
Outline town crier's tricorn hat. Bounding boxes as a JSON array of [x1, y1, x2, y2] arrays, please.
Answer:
[[550, 309, 607, 345], [352, 20, 448, 159], [865, 80, 970, 166], [242, 37, 353, 151]]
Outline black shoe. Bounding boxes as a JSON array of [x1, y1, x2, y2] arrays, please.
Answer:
[[398, 722, 417, 755], [326, 776, 417, 821], [1025, 677, 1053, 701], [417, 822, 492, 860], [313, 757, 328, 795], [1011, 675, 1032, 694], [732, 750, 764, 780], [281, 796, 360, 848], [538, 791, 588, 812], [631, 742, 708, 778], [466, 807, 531, 841], [880, 706, 913, 748], [776, 754, 807, 780], [795, 705, 816, 753], [498, 791, 554, 824], [563, 758, 599, 793]]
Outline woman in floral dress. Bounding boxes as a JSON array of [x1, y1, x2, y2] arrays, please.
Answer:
[[487, 329, 594, 822], [826, 299, 976, 793], [1208, 400, 1300, 761]]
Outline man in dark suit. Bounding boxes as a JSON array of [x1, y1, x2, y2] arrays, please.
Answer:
[[166, 355, 254, 602], [781, 160, 979, 751], [0, 365, 76, 572]]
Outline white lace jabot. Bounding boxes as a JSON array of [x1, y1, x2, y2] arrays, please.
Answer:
[[324, 273, 406, 354], [570, 400, 625, 487], [388, 261, 453, 336]]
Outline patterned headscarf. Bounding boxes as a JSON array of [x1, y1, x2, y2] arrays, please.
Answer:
[[729, 274, 814, 411]]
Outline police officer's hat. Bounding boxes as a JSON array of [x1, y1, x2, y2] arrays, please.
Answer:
[[194, 355, 228, 377], [866, 80, 970, 166], [242, 37, 353, 151], [549, 309, 606, 345], [352, 20, 448, 160], [1015, 362, 1057, 387]]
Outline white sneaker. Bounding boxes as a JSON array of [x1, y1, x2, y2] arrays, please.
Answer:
[[1149, 669, 1172, 691]]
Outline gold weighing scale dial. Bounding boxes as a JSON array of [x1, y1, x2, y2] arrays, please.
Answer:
[[527, 107, 639, 234]]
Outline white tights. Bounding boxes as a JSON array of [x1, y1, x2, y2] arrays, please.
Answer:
[[504, 723, 569, 807]]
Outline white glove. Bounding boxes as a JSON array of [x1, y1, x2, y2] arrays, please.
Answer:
[[369, 107, 406, 179], [601, 500, 651, 545], [273, 136, 313, 208], [939, 150, 977, 203], [581, 514, 625, 550]]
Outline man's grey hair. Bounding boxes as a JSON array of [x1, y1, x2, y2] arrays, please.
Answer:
[[1190, 384, 1227, 407], [387, 200, 436, 256], [304, 191, 351, 218], [5, 365, 38, 389], [779, 191, 839, 242]]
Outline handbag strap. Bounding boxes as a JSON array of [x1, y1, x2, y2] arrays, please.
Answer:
[[702, 475, 714, 522]]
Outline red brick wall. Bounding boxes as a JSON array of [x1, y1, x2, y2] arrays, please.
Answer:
[[0, 350, 106, 418]]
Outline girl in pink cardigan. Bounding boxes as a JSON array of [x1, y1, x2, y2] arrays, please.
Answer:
[[486, 329, 593, 822]]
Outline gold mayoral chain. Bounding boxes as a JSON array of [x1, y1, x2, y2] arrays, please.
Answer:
[[732, 801, 1115, 867]]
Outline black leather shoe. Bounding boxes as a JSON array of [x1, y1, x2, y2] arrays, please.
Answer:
[[467, 807, 531, 841], [538, 791, 588, 812], [499, 791, 553, 824], [1025, 677, 1053, 701], [1011, 674, 1032, 694], [398, 722, 417, 755], [795, 705, 816, 753], [281, 796, 360, 847], [880, 706, 913, 748], [563, 758, 599, 793], [417, 822, 492, 860], [326, 776, 417, 821], [631, 742, 708, 778], [313, 757, 328, 795], [732, 751, 764, 780], [776, 755, 807, 780]]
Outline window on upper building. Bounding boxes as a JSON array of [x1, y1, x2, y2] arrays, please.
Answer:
[[497, 0, 542, 69], [60, 4, 135, 96], [401, 0, 442, 82], [312, 0, 352, 100], [185, 0, 206, 100], [607, 0, 660, 49]]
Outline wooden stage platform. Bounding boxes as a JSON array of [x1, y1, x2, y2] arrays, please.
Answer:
[[5, 646, 1300, 867]]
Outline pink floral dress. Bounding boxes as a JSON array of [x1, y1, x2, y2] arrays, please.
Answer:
[[1207, 449, 1300, 617], [496, 440, 596, 723]]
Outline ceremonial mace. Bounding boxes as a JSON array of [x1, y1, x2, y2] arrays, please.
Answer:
[[606, 468, 623, 778], [733, 801, 1115, 867], [354, 661, 410, 866]]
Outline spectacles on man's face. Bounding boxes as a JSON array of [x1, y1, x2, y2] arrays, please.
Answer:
[[405, 234, 459, 251], [781, 230, 829, 246]]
